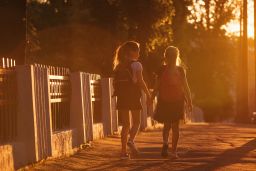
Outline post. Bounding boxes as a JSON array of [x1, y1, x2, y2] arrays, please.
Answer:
[[83, 73, 94, 141], [32, 65, 52, 160], [110, 78, 119, 132], [15, 65, 37, 166], [254, 0, 256, 117], [236, 0, 249, 122], [140, 92, 148, 130], [101, 78, 113, 136], [14, 65, 52, 168], [70, 72, 87, 146]]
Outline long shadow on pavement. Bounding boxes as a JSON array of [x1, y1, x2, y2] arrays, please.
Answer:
[[84, 147, 172, 171], [182, 138, 256, 171]]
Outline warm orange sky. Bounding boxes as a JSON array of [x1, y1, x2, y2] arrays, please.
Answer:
[[187, 0, 254, 38]]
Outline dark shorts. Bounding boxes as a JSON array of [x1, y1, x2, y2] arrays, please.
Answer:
[[116, 94, 142, 110], [154, 100, 184, 123]]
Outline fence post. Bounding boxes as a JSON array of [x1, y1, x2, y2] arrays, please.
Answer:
[[15, 65, 38, 166], [33, 65, 52, 160], [70, 72, 87, 145], [140, 92, 148, 130], [110, 78, 119, 133], [15, 65, 52, 168], [101, 78, 113, 136], [15, 66, 32, 165], [83, 73, 94, 141]]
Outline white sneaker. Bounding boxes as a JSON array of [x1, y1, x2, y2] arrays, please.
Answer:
[[120, 153, 130, 160], [127, 141, 140, 155]]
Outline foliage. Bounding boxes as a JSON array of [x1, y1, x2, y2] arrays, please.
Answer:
[[27, 0, 241, 121], [182, 0, 240, 121], [27, 0, 174, 75]]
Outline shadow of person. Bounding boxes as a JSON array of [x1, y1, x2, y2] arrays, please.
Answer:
[[183, 138, 256, 171]]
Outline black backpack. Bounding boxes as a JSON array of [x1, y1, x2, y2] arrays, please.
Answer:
[[112, 61, 140, 97]]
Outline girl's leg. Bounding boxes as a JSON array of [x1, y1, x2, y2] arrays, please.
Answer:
[[127, 110, 141, 155], [171, 121, 180, 153], [129, 110, 141, 142], [120, 110, 130, 155], [163, 123, 172, 145], [161, 122, 172, 157]]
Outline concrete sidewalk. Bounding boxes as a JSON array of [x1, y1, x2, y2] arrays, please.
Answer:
[[26, 123, 256, 171]]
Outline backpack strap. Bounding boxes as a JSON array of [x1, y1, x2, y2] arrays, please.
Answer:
[[157, 65, 185, 80]]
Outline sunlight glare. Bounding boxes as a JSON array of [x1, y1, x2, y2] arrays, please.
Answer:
[[225, 0, 254, 38]]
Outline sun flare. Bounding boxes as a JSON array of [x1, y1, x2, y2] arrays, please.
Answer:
[[225, 0, 254, 38]]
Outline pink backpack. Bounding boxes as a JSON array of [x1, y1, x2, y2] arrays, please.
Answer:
[[159, 66, 185, 102]]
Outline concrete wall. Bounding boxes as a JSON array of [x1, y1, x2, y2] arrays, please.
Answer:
[[0, 145, 14, 171], [51, 130, 74, 158], [93, 123, 104, 140]]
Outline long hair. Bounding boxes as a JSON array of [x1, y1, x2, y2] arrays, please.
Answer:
[[164, 46, 186, 69], [113, 41, 140, 70]]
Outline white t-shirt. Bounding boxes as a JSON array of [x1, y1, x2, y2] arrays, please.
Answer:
[[131, 61, 143, 83]]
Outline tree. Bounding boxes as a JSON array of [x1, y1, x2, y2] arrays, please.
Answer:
[[27, 0, 175, 76], [183, 0, 240, 121], [27, 0, 240, 121], [0, 0, 26, 64]]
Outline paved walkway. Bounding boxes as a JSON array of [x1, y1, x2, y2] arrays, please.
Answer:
[[28, 123, 255, 171]]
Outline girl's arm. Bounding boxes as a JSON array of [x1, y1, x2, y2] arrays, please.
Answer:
[[151, 74, 159, 99], [136, 68, 152, 100], [182, 70, 193, 111], [184, 78, 192, 104]]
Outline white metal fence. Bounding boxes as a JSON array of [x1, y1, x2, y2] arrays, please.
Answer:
[[0, 58, 16, 144], [0, 63, 153, 170], [90, 74, 102, 124], [48, 66, 70, 131]]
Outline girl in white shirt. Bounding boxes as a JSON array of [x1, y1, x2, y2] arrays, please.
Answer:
[[113, 41, 151, 159]]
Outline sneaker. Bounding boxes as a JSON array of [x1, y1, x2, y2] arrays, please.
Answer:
[[127, 141, 140, 155], [120, 153, 130, 160], [161, 144, 169, 157], [170, 152, 179, 160]]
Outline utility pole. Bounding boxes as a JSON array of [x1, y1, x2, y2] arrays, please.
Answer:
[[236, 0, 249, 122], [254, 0, 256, 114]]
